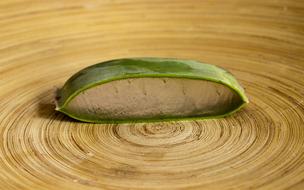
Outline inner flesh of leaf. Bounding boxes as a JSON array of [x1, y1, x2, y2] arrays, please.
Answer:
[[66, 77, 243, 119]]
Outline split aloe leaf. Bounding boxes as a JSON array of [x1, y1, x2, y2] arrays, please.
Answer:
[[55, 58, 249, 123]]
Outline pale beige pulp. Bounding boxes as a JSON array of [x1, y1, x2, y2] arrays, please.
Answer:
[[67, 78, 241, 119]]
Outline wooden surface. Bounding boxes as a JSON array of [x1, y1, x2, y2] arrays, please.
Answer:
[[1, 0, 304, 189]]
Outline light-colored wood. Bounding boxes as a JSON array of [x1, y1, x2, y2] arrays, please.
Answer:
[[1, 0, 304, 189]]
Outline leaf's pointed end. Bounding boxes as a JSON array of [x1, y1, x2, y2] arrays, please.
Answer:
[[54, 87, 62, 111], [244, 94, 250, 103], [239, 96, 250, 112], [55, 105, 61, 111], [243, 97, 249, 104]]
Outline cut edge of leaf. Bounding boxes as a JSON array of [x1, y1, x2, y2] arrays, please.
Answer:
[[55, 76, 249, 123]]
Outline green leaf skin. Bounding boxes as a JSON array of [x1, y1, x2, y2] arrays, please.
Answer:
[[55, 58, 249, 123]]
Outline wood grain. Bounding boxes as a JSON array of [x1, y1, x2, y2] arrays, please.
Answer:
[[0, 0, 304, 189]]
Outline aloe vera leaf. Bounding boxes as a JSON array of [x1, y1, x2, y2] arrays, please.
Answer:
[[55, 58, 249, 123]]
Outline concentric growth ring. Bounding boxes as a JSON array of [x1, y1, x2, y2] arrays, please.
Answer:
[[1, 61, 304, 189]]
